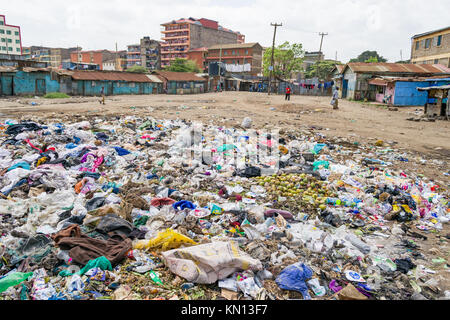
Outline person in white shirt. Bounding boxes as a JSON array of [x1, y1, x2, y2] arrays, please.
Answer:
[[331, 87, 339, 110]]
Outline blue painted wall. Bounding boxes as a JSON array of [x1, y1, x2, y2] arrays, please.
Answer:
[[75, 80, 159, 96], [13, 71, 60, 95], [394, 79, 450, 106]]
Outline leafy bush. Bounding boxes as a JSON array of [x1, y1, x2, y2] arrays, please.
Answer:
[[43, 92, 70, 99]]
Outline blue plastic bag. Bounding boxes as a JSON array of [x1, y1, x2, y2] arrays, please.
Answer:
[[172, 200, 196, 211], [275, 262, 313, 300], [113, 147, 131, 156]]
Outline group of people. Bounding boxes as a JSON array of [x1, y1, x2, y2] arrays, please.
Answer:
[[285, 86, 340, 110]]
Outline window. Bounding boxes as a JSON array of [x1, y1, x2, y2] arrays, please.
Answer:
[[14, 31, 19, 36], [7, 39, 11, 43], [437, 35, 442, 46], [8, 47, 12, 51], [415, 41, 419, 50], [1, 46, 5, 50], [223, 50, 227, 55], [1, 38, 5, 42], [232, 50, 235, 55], [425, 38, 431, 49], [434, 59, 439, 64], [6, 30, 11, 35], [0, 30, 4, 34], [16, 48, 20, 52], [245, 50, 249, 55], [15, 40, 20, 44], [0, 21, 3, 25]]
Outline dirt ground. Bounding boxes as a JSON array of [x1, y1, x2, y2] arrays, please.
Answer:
[[1, 91, 448, 185]]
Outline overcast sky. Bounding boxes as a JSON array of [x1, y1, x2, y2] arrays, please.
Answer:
[[2, 0, 449, 63]]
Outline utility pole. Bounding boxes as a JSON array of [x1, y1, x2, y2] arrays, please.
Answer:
[[218, 47, 223, 91], [268, 22, 282, 95], [316, 32, 328, 79], [318, 32, 328, 55], [115, 42, 118, 71], [400, 49, 403, 62]]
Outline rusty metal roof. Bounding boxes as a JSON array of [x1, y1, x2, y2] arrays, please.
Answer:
[[154, 71, 206, 82], [209, 43, 260, 50], [71, 71, 155, 82], [368, 78, 388, 86], [0, 66, 17, 72], [346, 63, 450, 75]]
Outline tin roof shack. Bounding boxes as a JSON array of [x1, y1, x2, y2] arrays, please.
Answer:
[[341, 62, 450, 101], [154, 71, 206, 94], [329, 64, 345, 98], [70, 71, 162, 96], [418, 84, 450, 119], [1, 67, 65, 96], [0, 66, 17, 95], [368, 77, 450, 106]]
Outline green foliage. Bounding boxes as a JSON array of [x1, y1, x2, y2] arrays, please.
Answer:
[[164, 58, 200, 73], [263, 42, 304, 79], [349, 50, 387, 63], [305, 60, 342, 79], [43, 92, 70, 99], [126, 65, 148, 73], [365, 56, 379, 63]]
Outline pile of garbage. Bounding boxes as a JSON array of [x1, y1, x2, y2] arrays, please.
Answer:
[[0, 115, 448, 300]]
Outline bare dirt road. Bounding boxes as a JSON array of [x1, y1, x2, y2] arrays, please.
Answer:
[[0, 91, 449, 184]]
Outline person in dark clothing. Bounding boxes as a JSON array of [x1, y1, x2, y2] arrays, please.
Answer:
[[285, 86, 291, 101], [100, 87, 105, 105]]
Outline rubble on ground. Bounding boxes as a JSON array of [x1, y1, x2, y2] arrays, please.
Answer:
[[0, 113, 448, 300]]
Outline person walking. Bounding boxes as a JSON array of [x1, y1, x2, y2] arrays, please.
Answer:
[[100, 86, 106, 105], [331, 87, 339, 110], [285, 86, 291, 101]]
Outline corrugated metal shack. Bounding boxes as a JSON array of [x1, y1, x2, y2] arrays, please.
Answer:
[[367, 76, 450, 106], [418, 84, 450, 119], [0, 68, 163, 96], [341, 62, 450, 101], [0, 67, 66, 96], [154, 71, 206, 94], [69, 71, 162, 96]]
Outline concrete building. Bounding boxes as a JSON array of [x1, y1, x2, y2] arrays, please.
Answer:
[[187, 47, 208, 71], [160, 17, 244, 68], [206, 43, 263, 76], [140, 37, 161, 71], [411, 26, 450, 67], [70, 50, 117, 71], [126, 44, 141, 69], [0, 15, 22, 55], [154, 70, 207, 94], [303, 51, 324, 71]]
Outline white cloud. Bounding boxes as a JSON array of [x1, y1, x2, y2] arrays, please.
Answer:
[[1, 0, 449, 62]]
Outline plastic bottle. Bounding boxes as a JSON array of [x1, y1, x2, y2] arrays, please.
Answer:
[[345, 234, 371, 254], [307, 278, 326, 297], [326, 198, 342, 206]]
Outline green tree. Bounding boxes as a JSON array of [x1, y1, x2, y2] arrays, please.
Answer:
[[126, 65, 148, 73], [305, 60, 342, 79], [164, 58, 200, 73], [364, 56, 379, 63], [349, 50, 387, 63], [263, 42, 304, 79]]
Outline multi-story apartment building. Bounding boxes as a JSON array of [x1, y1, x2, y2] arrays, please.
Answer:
[[0, 14, 22, 55], [22, 47, 31, 59], [140, 37, 161, 71], [126, 44, 141, 69], [160, 17, 244, 68], [411, 26, 450, 67], [206, 43, 263, 76], [70, 50, 118, 70]]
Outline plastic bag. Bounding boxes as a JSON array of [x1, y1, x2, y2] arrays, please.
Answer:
[[275, 262, 313, 300], [133, 228, 197, 251], [0, 272, 33, 293]]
